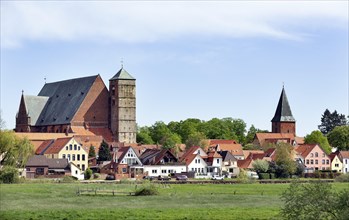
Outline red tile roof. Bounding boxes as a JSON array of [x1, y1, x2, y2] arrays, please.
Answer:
[[237, 158, 253, 169], [180, 146, 201, 162], [44, 137, 72, 154], [209, 139, 238, 145], [35, 139, 54, 155], [255, 133, 295, 146], [340, 151, 349, 158], [243, 150, 265, 159], [217, 144, 244, 156], [295, 144, 318, 158]]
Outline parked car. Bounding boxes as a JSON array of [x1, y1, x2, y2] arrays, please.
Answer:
[[211, 175, 224, 180], [143, 176, 156, 181], [105, 174, 116, 180], [158, 175, 171, 181], [246, 171, 259, 179], [176, 175, 188, 181]]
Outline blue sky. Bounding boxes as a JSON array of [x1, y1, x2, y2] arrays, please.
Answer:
[[1, 1, 348, 137]]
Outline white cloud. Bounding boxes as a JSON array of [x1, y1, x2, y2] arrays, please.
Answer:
[[1, 1, 348, 48]]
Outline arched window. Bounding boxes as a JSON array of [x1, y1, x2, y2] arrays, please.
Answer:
[[315, 152, 318, 157]]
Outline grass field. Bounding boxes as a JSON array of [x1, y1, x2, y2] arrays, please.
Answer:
[[0, 182, 348, 220]]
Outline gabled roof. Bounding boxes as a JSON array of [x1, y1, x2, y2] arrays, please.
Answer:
[[22, 95, 49, 125], [264, 148, 277, 161], [180, 146, 201, 162], [184, 154, 205, 166], [36, 75, 99, 126], [35, 139, 54, 155], [44, 137, 73, 154], [208, 151, 222, 158], [295, 144, 326, 158], [237, 158, 253, 169], [329, 153, 340, 162], [216, 144, 244, 156], [140, 149, 179, 165], [339, 151, 349, 159], [47, 158, 69, 169], [26, 155, 69, 169], [218, 151, 237, 162], [271, 87, 295, 122], [243, 150, 265, 159], [26, 155, 49, 167], [110, 68, 135, 80], [255, 133, 295, 146]]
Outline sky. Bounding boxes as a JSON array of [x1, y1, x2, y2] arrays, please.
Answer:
[[1, 1, 348, 137]]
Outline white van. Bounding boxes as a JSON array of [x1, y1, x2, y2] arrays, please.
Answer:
[[246, 171, 259, 179]]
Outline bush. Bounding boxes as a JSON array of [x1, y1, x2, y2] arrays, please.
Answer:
[[258, 173, 270, 180], [135, 184, 159, 196], [84, 168, 92, 180], [269, 173, 276, 179], [0, 166, 19, 184], [335, 173, 349, 182], [280, 181, 349, 220], [93, 173, 100, 179], [61, 176, 77, 183]]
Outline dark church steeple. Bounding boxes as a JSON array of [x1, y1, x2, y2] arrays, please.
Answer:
[[271, 87, 296, 135]]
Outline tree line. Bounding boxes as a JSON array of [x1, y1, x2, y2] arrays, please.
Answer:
[[137, 109, 349, 152], [136, 117, 267, 149]]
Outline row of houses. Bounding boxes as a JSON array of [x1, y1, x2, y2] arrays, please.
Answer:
[[24, 135, 349, 180]]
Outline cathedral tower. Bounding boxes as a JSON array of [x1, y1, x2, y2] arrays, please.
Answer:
[[109, 68, 136, 143], [271, 87, 296, 135]]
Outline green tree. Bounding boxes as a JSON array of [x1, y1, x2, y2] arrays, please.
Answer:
[[281, 181, 349, 220], [0, 166, 19, 183], [0, 130, 34, 167], [245, 125, 269, 144], [275, 142, 297, 178], [149, 121, 172, 144], [318, 109, 347, 135], [88, 145, 96, 158], [161, 133, 181, 149], [252, 159, 269, 173], [136, 126, 154, 144], [84, 168, 92, 180], [185, 131, 208, 149], [98, 141, 111, 161], [304, 130, 331, 154], [174, 118, 202, 143], [327, 126, 349, 151]]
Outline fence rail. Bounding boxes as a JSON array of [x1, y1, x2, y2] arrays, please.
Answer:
[[76, 188, 135, 196]]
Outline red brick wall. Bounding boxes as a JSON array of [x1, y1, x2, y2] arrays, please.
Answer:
[[272, 122, 296, 135], [72, 75, 109, 128]]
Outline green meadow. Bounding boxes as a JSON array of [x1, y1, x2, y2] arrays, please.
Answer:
[[1, 182, 348, 220]]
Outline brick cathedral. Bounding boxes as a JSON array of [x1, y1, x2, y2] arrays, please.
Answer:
[[15, 67, 137, 144]]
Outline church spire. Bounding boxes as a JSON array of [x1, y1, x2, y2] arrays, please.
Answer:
[[271, 87, 295, 122]]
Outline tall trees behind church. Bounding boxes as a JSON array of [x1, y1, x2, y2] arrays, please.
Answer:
[[318, 109, 347, 135], [327, 125, 349, 151], [136, 117, 259, 149], [304, 130, 331, 154]]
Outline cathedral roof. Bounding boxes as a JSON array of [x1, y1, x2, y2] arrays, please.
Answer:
[[271, 87, 295, 122], [35, 75, 98, 126], [22, 95, 49, 125], [110, 68, 135, 80]]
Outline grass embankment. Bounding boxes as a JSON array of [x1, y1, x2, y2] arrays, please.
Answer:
[[0, 182, 348, 219]]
